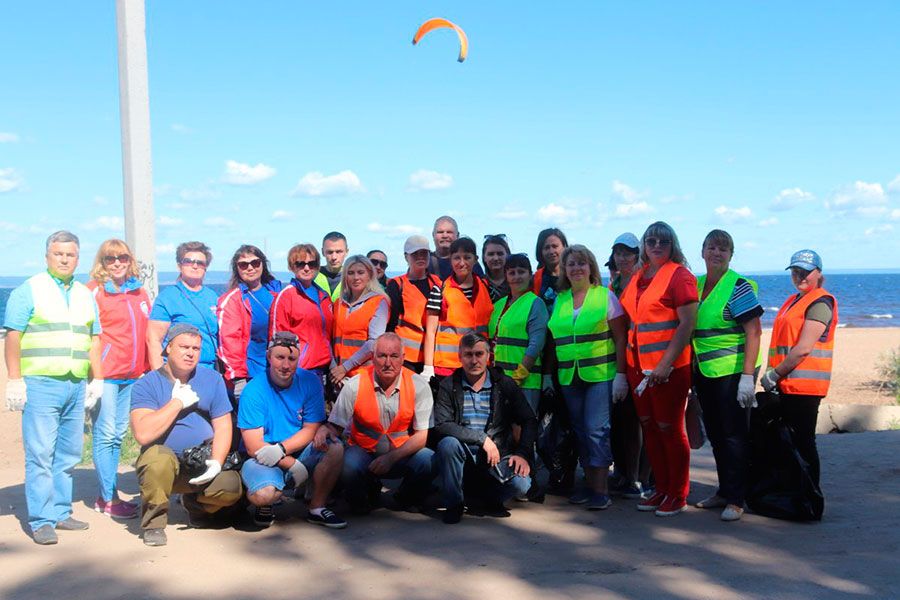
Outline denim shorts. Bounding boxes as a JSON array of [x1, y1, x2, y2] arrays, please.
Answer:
[[240, 444, 326, 494]]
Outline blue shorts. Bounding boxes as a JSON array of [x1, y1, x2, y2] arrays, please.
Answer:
[[241, 444, 326, 494]]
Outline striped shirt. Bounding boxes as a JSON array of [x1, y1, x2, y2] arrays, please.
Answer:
[[461, 372, 492, 437], [722, 278, 764, 323]]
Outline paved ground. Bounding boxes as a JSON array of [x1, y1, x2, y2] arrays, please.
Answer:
[[1, 429, 898, 600]]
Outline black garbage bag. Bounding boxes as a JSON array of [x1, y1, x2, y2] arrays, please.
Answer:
[[746, 392, 824, 521], [536, 386, 578, 493]]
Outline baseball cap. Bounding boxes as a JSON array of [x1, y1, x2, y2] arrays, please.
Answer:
[[404, 235, 431, 254], [162, 323, 201, 356], [786, 249, 822, 272], [612, 232, 640, 250]]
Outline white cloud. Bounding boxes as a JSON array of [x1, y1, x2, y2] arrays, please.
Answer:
[[366, 222, 423, 237], [758, 217, 779, 227], [741, 241, 759, 249], [891, 209, 900, 221], [827, 181, 888, 216], [887, 175, 900, 193], [92, 195, 108, 206], [0, 220, 21, 232], [157, 215, 184, 228], [291, 170, 365, 197], [179, 185, 220, 201], [156, 243, 176, 255], [0, 168, 23, 193], [613, 201, 652, 218], [171, 123, 191, 134], [714, 205, 754, 224], [537, 202, 578, 224], [611, 180, 643, 203], [0, 132, 19, 143], [84, 216, 124, 231], [203, 216, 234, 228], [494, 206, 528, 220], [771, 187, 814, 211], [610, 180, 653, 218], [407, 169, 453, 192], [865, 224, 894, 236], [271, 210, 294, 221], [222, 160, 276, 185], [167, 201, 189, 210]]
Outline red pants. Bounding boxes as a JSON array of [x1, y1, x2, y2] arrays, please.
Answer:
[[627, 365, 691, 499]]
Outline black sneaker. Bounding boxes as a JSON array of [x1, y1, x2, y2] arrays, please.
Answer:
[[306, 508, 347, 529], [143, 528, 167, 547], [253, 505, 275, 528], [442, 503, 464, 524]]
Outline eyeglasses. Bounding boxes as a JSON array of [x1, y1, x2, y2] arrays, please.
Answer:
[[268, 331, 300, 350], [369, 259, 388, 269], [180, 258, 208, 268], [644, 238, 672, 248], [292, 260, 319, 270], [103, 254, 131, 265], [237, 258, 262, 270]]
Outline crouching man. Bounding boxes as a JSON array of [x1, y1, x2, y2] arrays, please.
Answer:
[[131, 324, 242, 546], [238, 331, 346, 529], [434, 333, 537, 524]]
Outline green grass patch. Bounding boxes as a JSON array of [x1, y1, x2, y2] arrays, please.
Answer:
[[875, 346, 900, 404], [80, 424, 141, 467]]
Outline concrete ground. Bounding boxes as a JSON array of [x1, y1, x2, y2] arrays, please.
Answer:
[[1, 429, 898, 600]]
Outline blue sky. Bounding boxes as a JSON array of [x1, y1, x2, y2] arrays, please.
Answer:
[[1, 1, 898, 276]]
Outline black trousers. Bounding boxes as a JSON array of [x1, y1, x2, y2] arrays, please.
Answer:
[[779, 394, 822, 487], [694, 371, 750, 505]]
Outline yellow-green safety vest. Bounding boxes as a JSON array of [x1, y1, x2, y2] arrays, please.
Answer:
[[314, 271, 342, 302], [488, 292, 542, 390], [693, 269, 763, 378], [548, 286, 617, 385], [20, 272, 95, 378]]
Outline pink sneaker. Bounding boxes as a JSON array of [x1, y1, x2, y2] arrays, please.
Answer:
[[94, 498, 139, 520]]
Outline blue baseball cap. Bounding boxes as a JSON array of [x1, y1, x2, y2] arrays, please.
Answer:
[[786, 249, 822, 272], [612, 232, 640, 251]]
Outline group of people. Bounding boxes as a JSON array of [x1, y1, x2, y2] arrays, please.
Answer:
[[3, 216, 838, 546]]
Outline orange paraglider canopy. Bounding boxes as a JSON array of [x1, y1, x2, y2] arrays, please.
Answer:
[[412, 18, 468, 63]]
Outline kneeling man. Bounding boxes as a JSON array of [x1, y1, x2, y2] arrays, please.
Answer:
[[434, 333, 536, 524], [238, 331, 346, 529], [131, 324, 242, 546]]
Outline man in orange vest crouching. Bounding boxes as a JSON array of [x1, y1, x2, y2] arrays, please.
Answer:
[[316, 332, 435, 514]]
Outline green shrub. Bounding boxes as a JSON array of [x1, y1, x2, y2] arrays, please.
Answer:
[[876, 346, 900, 403]]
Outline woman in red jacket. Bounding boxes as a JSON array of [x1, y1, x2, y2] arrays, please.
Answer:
[[270, 244, 334, 381], [619, 222, 698, 517], [217, 245, 283, 400], [86, 239, 151, 519]]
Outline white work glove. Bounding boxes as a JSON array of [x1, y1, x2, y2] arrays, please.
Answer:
[[255, 443, 286, 467], [188, 459, 222, 485], [612, 373, 629, 403], [634, 370, 653, 397], [737, 374, 757, 408], [84, 379, 105, 412], [760, 369, 781, 393], [420, 365, 435, 380], [6, 378, 27, 412], [172, 381, 200, 410], [288, 459, 309, 487]]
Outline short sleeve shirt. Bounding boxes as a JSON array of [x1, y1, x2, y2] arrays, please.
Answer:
[[130, 367, 232, 454], [237, 369, 326, 443], [4, 272, 101, 335], [329, 371, 434, 433], [150, 281, 220, 368]]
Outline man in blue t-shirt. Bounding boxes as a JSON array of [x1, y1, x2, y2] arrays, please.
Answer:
[[130, 323, 242, 547], [238, 331, 347, 529]]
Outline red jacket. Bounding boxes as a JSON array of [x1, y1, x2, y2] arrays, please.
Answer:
[[269, 279, 334, 370], [88, 278, 151, 381], [217, 280, 283, 381]]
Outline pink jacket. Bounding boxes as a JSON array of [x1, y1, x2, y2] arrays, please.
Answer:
[[216, 281, 282, 381], [269, 279, 334, 370], [88, 278, 151, 381]]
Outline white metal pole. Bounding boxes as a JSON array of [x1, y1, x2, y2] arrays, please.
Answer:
[[116, 0, 157, 300]]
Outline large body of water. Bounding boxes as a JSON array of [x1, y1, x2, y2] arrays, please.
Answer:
[[0, 272, 897, 329]]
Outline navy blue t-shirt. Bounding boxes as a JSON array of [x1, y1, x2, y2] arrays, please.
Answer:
[[130, 367, 232, 453]]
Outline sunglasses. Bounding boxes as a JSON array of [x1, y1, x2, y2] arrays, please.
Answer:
[[293, 260, 319, 270], [483, 233, 508, 241], [180, 258, 208, 268], [103, 254, 131, 265], [237, 258, 262, 270], [644, 238, 672, 248], [369, 259, 388, 269], [268, 331, 300, 350]]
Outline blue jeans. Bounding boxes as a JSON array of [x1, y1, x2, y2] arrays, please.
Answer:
[[435, 437, 531, 507], [562, 379, 613, 468], [341, 444, 434, 510], [91, 381, 134, 502], [241, 444, 326, 494], [22, 375, 86, 531]]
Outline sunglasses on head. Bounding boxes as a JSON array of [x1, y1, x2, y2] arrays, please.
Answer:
[[292, 260, 319, 270], [268, 331, 300, 350], [483, 234, 508, 243], [103, 254, 131, 265], [237, 258, 262, 270], [369, 259, 388, 268], [644, 237, 672, 248], [180, 258, 208, 268]]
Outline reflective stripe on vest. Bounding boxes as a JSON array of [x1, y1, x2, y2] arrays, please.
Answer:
[[692, 269, 762, 377], [767, 288, 838, 396], [547, 286, 616, 385], [434, 277, 494, 369], [619, 261, 692, 372], [392, 273, 441, 364], [19, 272, 94, 378], [333, 295, 383, 377], [349, 366, 415, 452], [488, 292, 542, 390]]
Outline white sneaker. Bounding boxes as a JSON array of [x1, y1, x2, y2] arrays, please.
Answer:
[[720, 504, 744, 521]]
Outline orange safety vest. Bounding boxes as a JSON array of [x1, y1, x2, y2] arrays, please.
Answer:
[[334, 295, 384, 378], [768, 287, 838, 396], [619, 261, 692, 371], [532, 267, 545, 295], [434, 276, 493, 369], [349, 366, 416, 452], [392, 273, 441, 364]]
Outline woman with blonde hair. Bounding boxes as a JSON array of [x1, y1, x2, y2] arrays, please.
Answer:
[[86, 238, 151, 519]]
